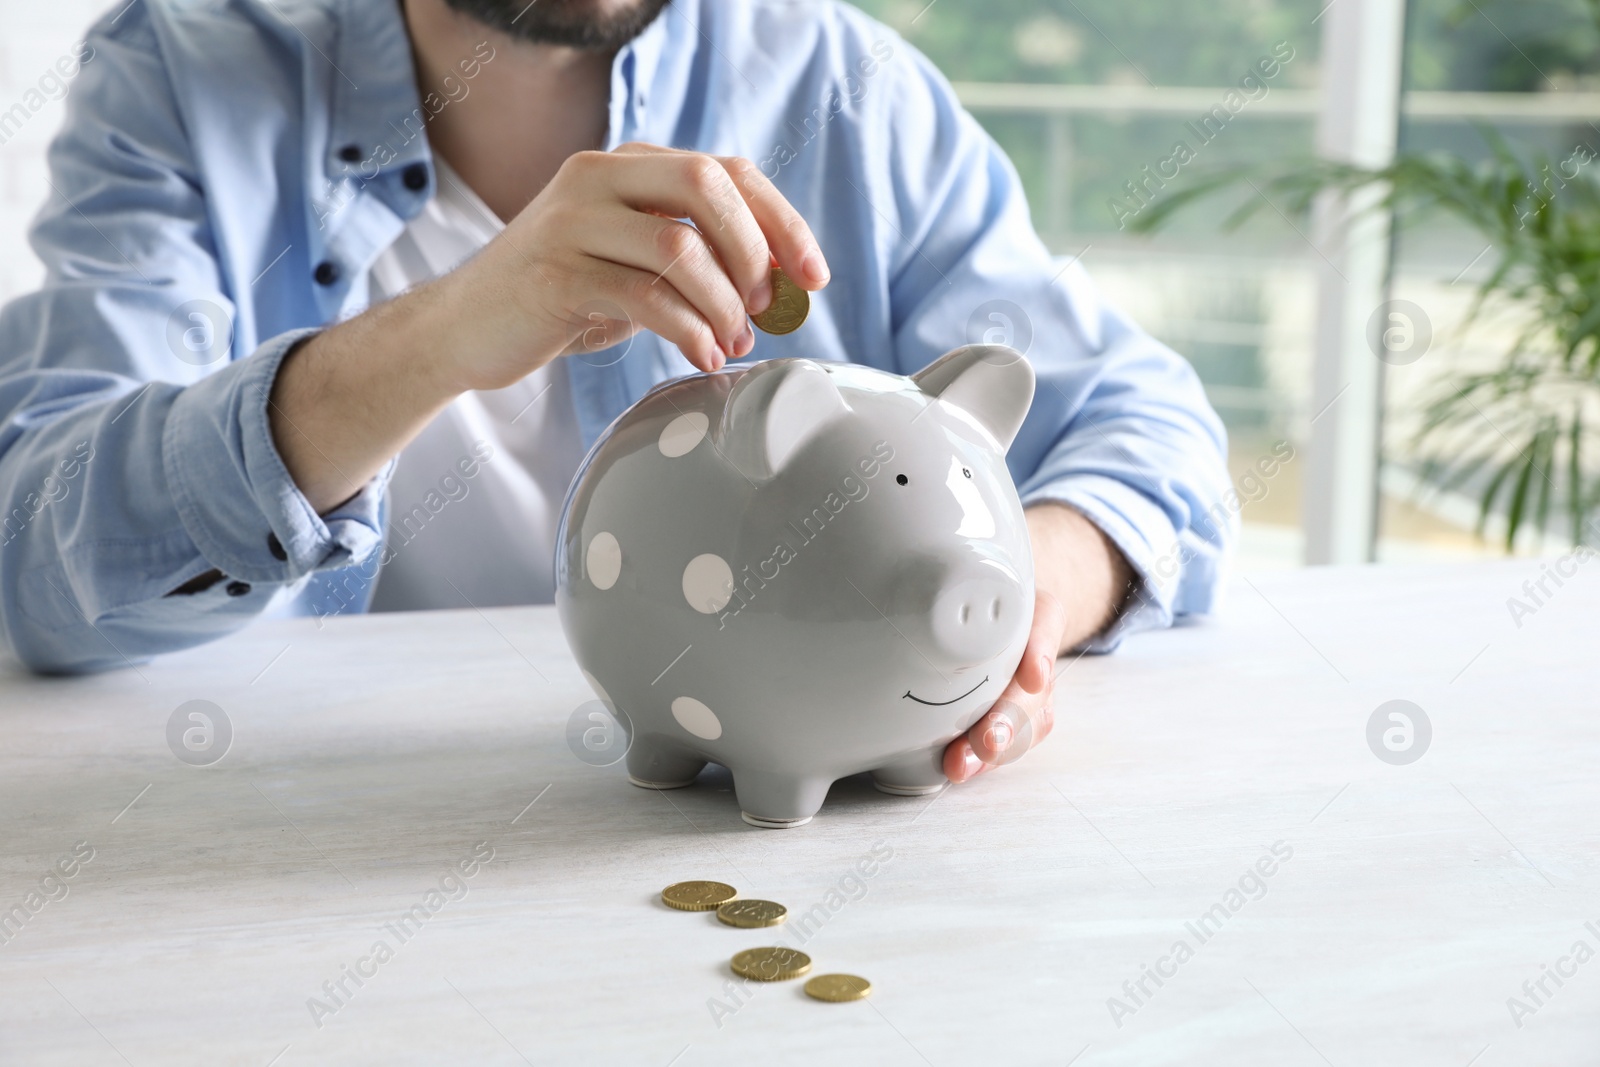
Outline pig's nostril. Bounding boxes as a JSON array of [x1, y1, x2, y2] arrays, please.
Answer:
[[958, 599, 1002, 627]]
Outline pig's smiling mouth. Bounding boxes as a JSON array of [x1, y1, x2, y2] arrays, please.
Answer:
[[903, 676, 989, 706]]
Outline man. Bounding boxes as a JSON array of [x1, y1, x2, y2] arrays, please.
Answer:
[[0, 0, 1233, 785]]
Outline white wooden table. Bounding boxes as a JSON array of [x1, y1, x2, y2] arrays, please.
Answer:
[[0, 560, 1594, 1065]]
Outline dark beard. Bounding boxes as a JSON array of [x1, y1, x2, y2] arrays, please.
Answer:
[[439, 0, 672, 49]]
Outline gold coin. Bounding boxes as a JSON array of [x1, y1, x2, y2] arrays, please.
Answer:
[[751, 266, 809, 335], [730, 946, 812, 981], [804, 974, 872, 1002], [661, 880, 738, 912], [716, 899, 788, 928]]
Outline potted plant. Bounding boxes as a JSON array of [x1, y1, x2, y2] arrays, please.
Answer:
[[1132, 124, 1600, 551]]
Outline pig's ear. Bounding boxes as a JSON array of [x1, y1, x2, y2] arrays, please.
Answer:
[[912, 344, 1035, 451], [722, 359, 851, 481]]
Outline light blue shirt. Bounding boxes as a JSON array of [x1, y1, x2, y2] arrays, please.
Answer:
[[0, 0, 1234, 673]]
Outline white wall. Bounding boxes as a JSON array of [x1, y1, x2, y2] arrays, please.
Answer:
[[0, 0, 113, 306]]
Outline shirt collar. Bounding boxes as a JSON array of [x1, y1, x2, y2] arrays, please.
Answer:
[[623, 8, 669, 112], [325, 0, 433, 181], [601, 9, 670, 146], [324, 0, 675, 176]]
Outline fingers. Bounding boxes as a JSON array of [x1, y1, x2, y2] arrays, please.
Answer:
[[1018, 588, 1066, 694], [941, 689, 1057, 783], [603, 144, 829, 313], [943, 587, 1067, 784], [968, 697, 1042, 767], [564, 261, 726, 372], [583, 207, 755, 362], [711, 155, 830, 294], [600, 147, 772, 313], [476, 144, 829, 386], [943, 734, 988, 784]]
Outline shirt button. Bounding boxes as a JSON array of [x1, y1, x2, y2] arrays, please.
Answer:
[[267, 532, 287, 561], [338, 143, 362, 163], [402, 163, 428, 191], [314, 260, 340, 286], [225, 581, 252, 597]]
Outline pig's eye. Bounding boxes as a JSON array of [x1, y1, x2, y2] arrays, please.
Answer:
[[895, 474, 908, 486], [962, 467, 972, 478]]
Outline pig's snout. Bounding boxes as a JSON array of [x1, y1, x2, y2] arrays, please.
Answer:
[[895, 556, 1028, 670], [931, 565, 1027, 667]]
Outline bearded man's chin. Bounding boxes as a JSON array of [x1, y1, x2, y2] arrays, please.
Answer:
[[439, 0, 673, 50]]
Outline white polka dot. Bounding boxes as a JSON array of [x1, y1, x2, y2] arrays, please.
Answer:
[[587, 532, 621, 590], [672, 696, 722, 740], [658, 411, 709, 457], [581, 669, 611, 705], [682, 553, 734, 613]]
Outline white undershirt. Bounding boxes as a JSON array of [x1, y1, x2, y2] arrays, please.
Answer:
[[365, 157, 588, 611]]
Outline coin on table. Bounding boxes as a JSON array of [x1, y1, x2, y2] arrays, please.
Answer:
[[716, 898, 787, 928], [661, 880, 738, 912], [751, 266, 809, 335], [804, 974, 872, 1002], [730, 946, 812, 981]]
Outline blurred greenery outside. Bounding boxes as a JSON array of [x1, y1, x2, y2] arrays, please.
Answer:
[[848, 0, 1600, 562]]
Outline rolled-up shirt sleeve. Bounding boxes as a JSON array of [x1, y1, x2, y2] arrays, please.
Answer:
[[872, 38, 1235, 650], [0, 5, 386, 673], [163, 327, 388, 584]]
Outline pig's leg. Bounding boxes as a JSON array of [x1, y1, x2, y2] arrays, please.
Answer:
[[626, 738, 707, 789], [870, 746, 948, 796], [734, 772, 832, 829]]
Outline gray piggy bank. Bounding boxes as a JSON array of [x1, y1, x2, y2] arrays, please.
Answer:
[[555, 345, 1036, 828]]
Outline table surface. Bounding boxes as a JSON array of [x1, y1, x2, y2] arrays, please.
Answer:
[[0, 559, 1595, 1066]]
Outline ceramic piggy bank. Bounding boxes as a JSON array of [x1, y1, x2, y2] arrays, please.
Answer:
[[555, 345, 1036, 828]]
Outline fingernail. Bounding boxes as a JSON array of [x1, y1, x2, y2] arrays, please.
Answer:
[[748, 279, 772, 314], [711, 350, 726, 371], [735, 321, 754, 357], [800, 249, 829, 285], [1036, 653, 1053, 687], [983, 720, 1012, 756], [1020, 657, 1046, 695], [959, 748, 982, 781]]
